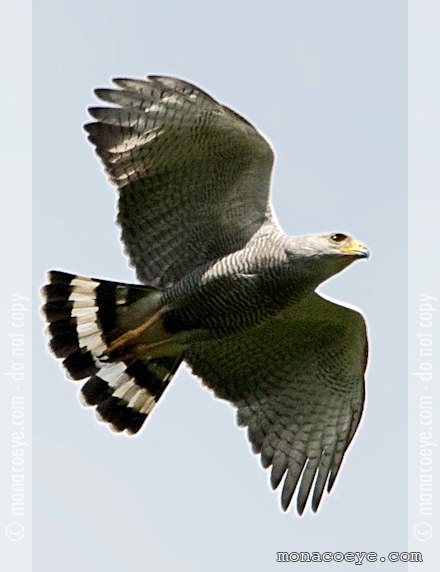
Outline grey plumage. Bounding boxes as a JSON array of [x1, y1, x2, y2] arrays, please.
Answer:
[[185, 293, 366, 516], [85, 75, 274, 288], [42, 75, 369, 516]]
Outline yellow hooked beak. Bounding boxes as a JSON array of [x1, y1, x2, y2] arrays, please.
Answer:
[[340, 240, 370, 259]]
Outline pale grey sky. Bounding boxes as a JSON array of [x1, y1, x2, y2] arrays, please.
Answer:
[[34, 1, 407, 571]]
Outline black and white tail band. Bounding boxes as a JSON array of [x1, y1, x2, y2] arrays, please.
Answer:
[[41, 271, 182, 434]]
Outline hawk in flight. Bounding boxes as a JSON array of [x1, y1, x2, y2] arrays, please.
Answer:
[[42, 76, 369, 515]]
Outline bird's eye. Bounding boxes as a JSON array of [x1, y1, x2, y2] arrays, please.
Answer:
[[330, 233, 347, 243]]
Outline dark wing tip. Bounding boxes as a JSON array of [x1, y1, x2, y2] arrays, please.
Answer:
[[146, 74, 167, 81], [83, 121, 94, 134], [88, 107, 105, 121], [94, 87, 114, 100], [327, 470, 339, 493], [311, 493, 323, 514], [296, 501, 306, 516], [270, 452, 288, 490], [112, 76, 147, 86], [296, 488, 310, 516]]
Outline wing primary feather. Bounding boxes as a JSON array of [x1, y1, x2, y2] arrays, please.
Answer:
[[311, 449, 335, 513], [112, 77, 153, 94], [296, 455, 321, 515], [327, 408, 358, 493], [270, 450, 288, 490], [260, 443, 274, 468], [94, 88, 148, 109], [281, 457, 307, 512]]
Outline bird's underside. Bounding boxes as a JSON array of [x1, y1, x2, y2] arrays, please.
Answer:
[[42, 75, 369, 516]]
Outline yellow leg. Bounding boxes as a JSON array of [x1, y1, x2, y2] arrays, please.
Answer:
[[121, 337, 184, 359], [106, 310, 162, 354]]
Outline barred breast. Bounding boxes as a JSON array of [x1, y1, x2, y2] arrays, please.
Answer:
[[161, 234, 311, 337]]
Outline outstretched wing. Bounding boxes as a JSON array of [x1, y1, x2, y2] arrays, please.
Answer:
[[85, 75, 275, 287], [185, 293, 368, 515]]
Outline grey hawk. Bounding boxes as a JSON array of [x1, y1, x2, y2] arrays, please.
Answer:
[[42, 75, 369, 515]]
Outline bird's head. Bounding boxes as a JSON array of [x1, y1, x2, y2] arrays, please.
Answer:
[[286, 232, 370, 285]]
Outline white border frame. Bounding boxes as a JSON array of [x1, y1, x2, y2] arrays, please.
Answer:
[[408, 1, 439, 567]]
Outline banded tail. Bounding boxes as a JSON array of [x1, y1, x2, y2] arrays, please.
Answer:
[[41, 271, 183, 434]]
